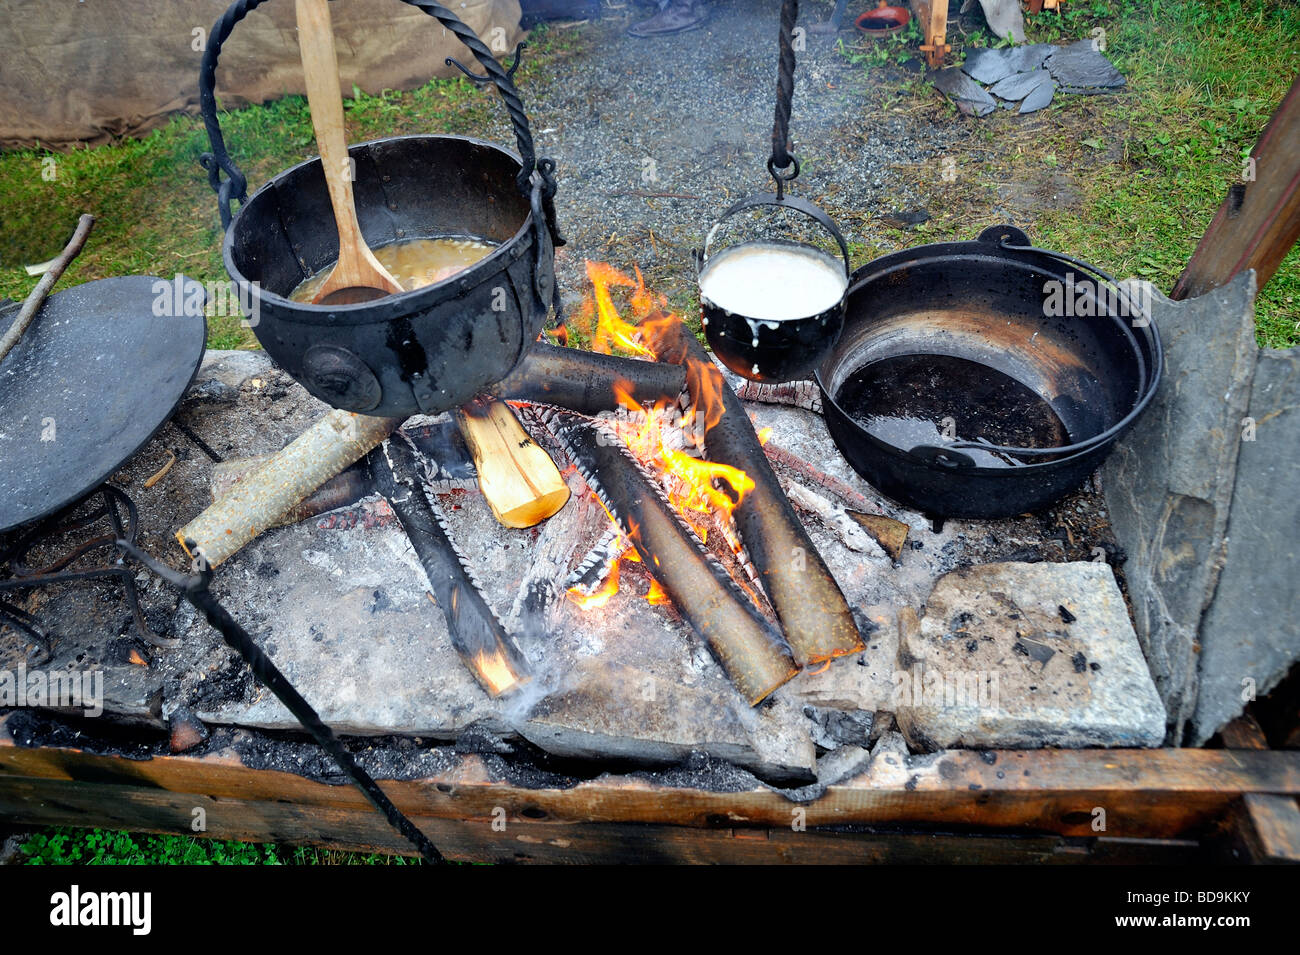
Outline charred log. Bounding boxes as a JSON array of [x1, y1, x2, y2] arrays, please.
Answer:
[[646, 325, 865, 667], [535, 406, 798, 705], [492, 343, 687, 413], [369, 437, 530, 697]]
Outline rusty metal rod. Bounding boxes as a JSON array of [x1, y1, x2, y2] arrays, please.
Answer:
[[647, 324, 864, 667], [536, 406, 798, 705]]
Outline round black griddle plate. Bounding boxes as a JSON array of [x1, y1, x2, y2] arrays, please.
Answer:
[[0, 276, 207, 533]]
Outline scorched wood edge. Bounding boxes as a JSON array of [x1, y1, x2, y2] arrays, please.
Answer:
[[1, 716, 1298, 862]]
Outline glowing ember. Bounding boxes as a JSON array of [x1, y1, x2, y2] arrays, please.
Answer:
[[475, 649, 523, 695]]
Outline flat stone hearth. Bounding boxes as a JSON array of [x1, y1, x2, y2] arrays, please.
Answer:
[[0, 350, 1165, 784]]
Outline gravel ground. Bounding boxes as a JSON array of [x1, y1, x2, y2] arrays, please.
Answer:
[[504, 1, 960, 312]]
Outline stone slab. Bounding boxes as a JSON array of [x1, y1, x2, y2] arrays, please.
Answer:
[[962, 44, 1057, 85], [1044, 39, 1126, 92], [929, 67, 998, 118], [1101, 272, 1260, 740], [1193, 346, 1300, 743], [989, 68, 1053, 103], [896, 561, 1166, 749]]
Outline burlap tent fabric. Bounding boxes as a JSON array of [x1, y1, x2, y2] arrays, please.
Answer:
[[0, 0, 524, 149]]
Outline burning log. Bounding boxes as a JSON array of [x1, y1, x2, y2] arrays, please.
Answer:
[[491, 343, 687, 413], [646, 324, 865, 667], [535, 406, 798, 705], [178, 410, 402, 568], [369, 436, 530, 697]]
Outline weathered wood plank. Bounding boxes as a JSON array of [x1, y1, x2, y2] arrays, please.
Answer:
[[0, 775, 1205, 864], [1173, 72, 1300, 299], [3, 716, 1299, 843], [1234, 793, 1300, 864]]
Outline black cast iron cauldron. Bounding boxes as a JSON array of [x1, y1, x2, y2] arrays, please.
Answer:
[[697, 194, 850, 384], [815, 225, 1162, 520], [197, 0, 563, 417]]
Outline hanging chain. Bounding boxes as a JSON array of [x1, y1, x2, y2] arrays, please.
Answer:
[[767, 0, 801, 199]]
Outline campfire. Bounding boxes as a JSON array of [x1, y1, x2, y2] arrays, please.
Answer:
[[501, 260, 866, 704]]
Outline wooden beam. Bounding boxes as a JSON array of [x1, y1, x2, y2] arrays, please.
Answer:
[[1172, 72, 1300, 299], [3, 716, 1299, 858], [1230, 794, 1300, 864], [0, 774, 1206, 863]]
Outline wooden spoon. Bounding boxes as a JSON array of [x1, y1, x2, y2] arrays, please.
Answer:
[[295, 0, 403, 306]]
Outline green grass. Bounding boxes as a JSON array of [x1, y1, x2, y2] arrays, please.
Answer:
[[840, 0, 1300, 348], [0, 23, 581, 349], [17, 827, 420, 865]]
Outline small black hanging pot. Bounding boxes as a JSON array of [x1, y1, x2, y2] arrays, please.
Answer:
[[696, 0, 849, 385]]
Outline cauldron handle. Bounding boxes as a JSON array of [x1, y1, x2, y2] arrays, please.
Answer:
[[198, 0, 553, 228], [697, 193, 852, 278]]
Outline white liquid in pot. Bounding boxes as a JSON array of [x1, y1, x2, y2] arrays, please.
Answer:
[[699, 242, 847, 322]]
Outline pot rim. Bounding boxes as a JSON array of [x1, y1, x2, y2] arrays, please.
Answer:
[[222, 133, 537, 326], [699, 239, 849, 326]]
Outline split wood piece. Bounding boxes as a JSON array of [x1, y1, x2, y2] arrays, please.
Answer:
[[536, 407, 798, 705], [1173, 72, 1300, 300], [177, 410, 402, 568], [296, 0, 403, 305], [491, 343, 688, 413], [454, 396, 569, 528], [761, 440, 883, 514], [369, 437, 530, 697], [646, 324, 864, 667], [845, 511, 909, 561], [0, 214, 94, 365], [508, 470, 610, 635]]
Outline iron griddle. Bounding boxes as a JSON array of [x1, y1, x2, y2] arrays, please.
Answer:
[[0, 276, 207, 533]]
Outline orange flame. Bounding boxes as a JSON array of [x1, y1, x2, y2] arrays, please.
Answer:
[[568, 261, 755, 614], [646, 579, 670, 606]]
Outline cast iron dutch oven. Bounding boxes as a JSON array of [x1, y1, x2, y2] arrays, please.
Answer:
[[197, 0, 563, 417], [815, 225, 1162, 519]]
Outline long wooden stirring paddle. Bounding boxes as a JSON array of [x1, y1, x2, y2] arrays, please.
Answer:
[[296, 0, 403, 306]]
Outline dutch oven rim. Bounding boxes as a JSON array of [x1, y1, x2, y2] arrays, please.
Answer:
[[222, 133, 537, 327], [813, 233, 1163, 474]]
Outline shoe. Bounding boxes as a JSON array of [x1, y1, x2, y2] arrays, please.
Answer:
[[627, 1, 707, 38]]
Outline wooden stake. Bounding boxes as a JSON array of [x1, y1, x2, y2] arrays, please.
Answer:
[[454, 396, 569, 529]]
